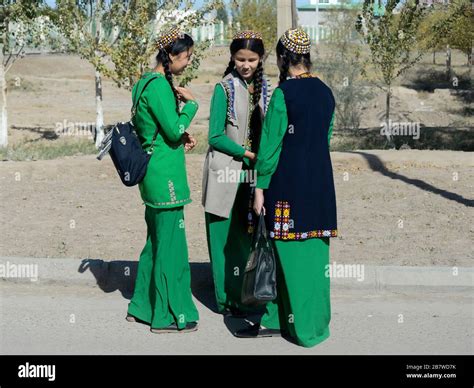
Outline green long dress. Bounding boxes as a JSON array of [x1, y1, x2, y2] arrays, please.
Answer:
[[255, 87, 335, 347], [205, 82, 257, 314], [127, 72, 200, 329]]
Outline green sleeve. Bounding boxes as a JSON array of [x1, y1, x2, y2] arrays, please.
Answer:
[[255, 88, 288, 190], [145, 77, 199, 143], [328, 111, 335, 146], [208, 84, 246, 158]]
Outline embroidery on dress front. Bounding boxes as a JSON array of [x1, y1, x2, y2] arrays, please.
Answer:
[[168, 180, 177, 203], [270, 200, 337, 240]]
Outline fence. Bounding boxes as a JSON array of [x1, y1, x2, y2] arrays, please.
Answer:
[[192, 22, 356, 46]]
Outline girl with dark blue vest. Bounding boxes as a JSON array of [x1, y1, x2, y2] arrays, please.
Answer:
[[235, 29, 337, 347]]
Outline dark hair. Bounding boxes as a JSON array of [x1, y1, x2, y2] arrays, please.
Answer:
[[276, 40, 312, 86], [155, 33, 194, 112], [224, 38, 265, 153]]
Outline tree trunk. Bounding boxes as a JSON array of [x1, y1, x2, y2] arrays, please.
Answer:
[[94, 0, 104, 148], [95, 69, 104, 148], [432, 50, 436, 65], [385, 87, 394, 148], [446, 44, 452, 81], [469, 48, 473, 77], [0, 58, 8, 148]]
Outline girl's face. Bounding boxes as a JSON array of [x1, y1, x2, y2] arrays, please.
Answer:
[[169, 47, 194, 75], [233, 49, 261, 81]]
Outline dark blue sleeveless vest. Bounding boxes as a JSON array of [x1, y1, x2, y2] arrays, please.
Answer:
[[263, 76, 337, 240]]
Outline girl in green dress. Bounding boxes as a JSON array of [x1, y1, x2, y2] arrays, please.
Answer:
[[235, 29, 337, 347], [126, 27, 200, 334], [201, 31, 272, 317]]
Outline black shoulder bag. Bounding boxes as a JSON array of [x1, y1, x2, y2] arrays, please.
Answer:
[[96, 76, 160, 187], [241, 212, 277, 306]]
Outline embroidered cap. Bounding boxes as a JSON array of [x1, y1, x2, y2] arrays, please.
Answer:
[[232, 30, 263, 41], [280, 28, 311, 54], [156, 26, 185, 50]]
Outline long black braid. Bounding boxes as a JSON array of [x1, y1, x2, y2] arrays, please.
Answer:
[[252, 60, 264, 108], [223, 59, 236, 77], [157, 49, 180, 113], [248, 60, 264, 153], [278, 53, 291, 86], [155, 32, 194, 113]]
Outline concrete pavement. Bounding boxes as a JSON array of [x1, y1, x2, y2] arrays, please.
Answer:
[[0, 256, 472, 355]]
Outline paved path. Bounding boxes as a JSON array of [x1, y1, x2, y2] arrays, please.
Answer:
[[1, 281, 471, 355]]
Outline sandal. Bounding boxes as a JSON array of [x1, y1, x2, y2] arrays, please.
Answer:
[[125, 313, 149, 325]]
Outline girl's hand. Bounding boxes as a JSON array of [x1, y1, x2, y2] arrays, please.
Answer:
[[175, 86, 195, 103], [182, 132, 197, 152], [253, 188, 266, 216], [244, 150, 257, 161]]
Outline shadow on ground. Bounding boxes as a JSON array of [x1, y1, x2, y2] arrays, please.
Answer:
[[350, 151, 474, 207], [77, 259, 293, 342]]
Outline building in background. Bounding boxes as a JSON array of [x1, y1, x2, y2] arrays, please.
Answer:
[[297, 0, 390, 43], [297, 0, 371, 43], [419, 0, 450, 6]]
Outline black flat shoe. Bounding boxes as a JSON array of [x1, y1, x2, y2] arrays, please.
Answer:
[[234, 323, 282, 338], [150, 322, 198, 334], [222, 307, 248, 318]]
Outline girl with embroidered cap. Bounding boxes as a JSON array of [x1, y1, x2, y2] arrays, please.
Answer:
[[126, 26, 200, 334], [202, 30, 272, 317], [235, 28, 337, 347]]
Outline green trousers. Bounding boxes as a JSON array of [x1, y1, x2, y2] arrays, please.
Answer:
[[128, 206, 199, 329], [205, 182, 254, 313], [261, 237, 331, 348]]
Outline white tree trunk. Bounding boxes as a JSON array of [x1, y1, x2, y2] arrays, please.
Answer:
[[0, 59, 8, 148], [94, 69, 104, 148], [94, 0, 104, 148], [446, 44, 452, 81], [385, 87, 394, 148]]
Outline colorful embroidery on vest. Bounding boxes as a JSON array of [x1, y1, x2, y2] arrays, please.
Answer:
[[262, 77, 271, 115], [244, 92, 255, 151], [222, 76, 272, 121], [221, 78, 236, 122], [272, 200, 291, 239], [270, 200, 337, 240]]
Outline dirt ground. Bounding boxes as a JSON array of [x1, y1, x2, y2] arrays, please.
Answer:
[[5, 50, 473, 149], [0, 51, 473, 267], [0, 150, 472, 266]]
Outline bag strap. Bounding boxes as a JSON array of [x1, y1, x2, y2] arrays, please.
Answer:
[[131, 75, 158, 117], [252, 212, 268, 248], [257, 212, 266, 235], [131, 75, 162, 154]]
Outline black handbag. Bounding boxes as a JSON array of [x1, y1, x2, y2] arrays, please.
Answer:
[[241, 212, 277, 306], [96, 76, 160, 187]]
